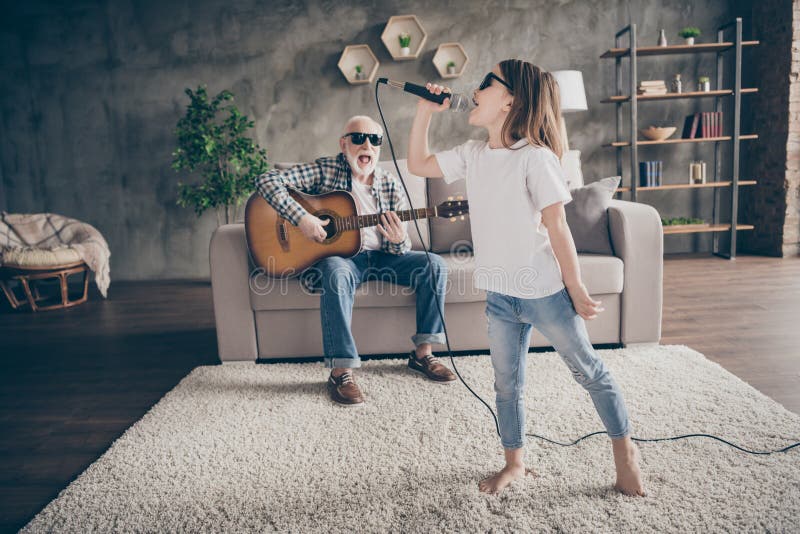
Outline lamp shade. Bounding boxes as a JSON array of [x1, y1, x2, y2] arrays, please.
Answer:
[[552, 70, 588, 113]]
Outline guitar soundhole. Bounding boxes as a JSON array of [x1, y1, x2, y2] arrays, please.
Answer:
[[317, 213, 337, 241]]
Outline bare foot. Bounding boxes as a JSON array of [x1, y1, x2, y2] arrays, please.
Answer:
[[612, 438, 647, 497], [478, 465, 535, 494]]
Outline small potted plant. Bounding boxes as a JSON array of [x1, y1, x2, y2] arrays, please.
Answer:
[[698, 76, 711, 92], [354, 64, 365, 81], [398, 32, 411, 56], [446, 60, 457, 75], [678, 26, 701, 45]]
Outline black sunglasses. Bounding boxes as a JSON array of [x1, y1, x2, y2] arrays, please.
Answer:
[[341, 132, 383, 146], [479, 72, 513, 93]]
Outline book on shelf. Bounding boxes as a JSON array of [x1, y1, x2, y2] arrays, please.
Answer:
[[639, 160, 662, 187], [681, 111, 723, 139], [637, 80, 667, 95]]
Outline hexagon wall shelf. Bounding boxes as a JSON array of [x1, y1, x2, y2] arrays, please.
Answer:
[[381, 15, 427, 61], [337, 44, 380, 85], [432, 42, 469, 79]]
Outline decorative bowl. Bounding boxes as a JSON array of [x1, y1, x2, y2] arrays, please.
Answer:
[[640, 126, 676, 141]]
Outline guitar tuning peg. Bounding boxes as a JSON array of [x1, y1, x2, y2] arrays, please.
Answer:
[[456, 195, 464, 200], [460, 215, 465, 220], [450, 217, 456, 222], [447, 196, 453, 201]]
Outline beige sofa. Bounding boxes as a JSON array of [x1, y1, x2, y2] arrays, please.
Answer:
[[210, 155, 663, 362]]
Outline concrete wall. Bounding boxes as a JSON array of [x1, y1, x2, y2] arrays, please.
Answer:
[[1, 0, 752, 280]]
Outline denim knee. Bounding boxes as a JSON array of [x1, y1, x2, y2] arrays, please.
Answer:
[[421, 254, 447, 283], [494, 380, 524, 403], [317, 260, 356, 292]]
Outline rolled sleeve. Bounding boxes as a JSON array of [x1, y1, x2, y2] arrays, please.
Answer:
[[386, 239, 411, 255]]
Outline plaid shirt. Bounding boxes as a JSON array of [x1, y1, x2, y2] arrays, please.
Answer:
[[254, 153, 412, 259]]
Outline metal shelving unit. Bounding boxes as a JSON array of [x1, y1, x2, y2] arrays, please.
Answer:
[[601, 18, 759, 259]]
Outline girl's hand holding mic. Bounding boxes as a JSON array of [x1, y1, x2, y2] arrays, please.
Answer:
[[416, 83, 452, 113]]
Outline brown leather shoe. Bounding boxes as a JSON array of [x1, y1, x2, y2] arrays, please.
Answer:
[[327, 370, 365, 405], [408, 351, 457, 382]]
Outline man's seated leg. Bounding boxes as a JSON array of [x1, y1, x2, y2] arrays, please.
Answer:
[[369, 251, 455, 382], [308, 255, 367, 404]]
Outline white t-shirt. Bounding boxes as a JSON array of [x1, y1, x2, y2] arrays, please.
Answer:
[[435, 138, 572, 299], [350, 178, 382, 251]]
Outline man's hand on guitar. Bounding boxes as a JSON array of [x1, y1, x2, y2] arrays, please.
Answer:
[[377, 212, 407, 244], [299, 213, 329, 243]]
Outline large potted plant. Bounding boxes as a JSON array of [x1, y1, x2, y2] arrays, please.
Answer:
[[172, 86, 269, 226]]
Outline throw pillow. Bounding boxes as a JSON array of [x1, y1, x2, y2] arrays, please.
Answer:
[[564, 176, 621, 255]]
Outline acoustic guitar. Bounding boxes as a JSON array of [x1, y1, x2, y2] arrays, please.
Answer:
[[245, 189, 468, 278]]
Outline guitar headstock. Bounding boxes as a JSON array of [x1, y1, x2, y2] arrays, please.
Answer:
[[437, 196, 469, 221]]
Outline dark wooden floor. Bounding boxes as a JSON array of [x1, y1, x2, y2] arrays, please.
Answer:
[[1, 254, 798, 532]]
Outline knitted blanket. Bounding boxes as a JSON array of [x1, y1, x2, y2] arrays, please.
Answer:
[[0, 212, 111, 297]]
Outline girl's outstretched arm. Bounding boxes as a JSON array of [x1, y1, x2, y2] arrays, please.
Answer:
[[408, 83, 450, 178]]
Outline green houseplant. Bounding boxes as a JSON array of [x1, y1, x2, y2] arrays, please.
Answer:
[[398, 32, 411, 55], [446, 60, 457, 75], [172, 86, 269, 226], [678, 26, 701, 45], [661, 216, 706, 226]]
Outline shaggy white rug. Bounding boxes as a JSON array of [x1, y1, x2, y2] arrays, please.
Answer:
[[21, 344, 800, 532]]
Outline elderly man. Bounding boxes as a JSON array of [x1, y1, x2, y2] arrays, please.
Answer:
[[255, 115, 455, 405]]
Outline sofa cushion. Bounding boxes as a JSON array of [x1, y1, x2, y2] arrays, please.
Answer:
[[426, 177, 471, 253], [437, 252, 623, 304], [248, 252, 623, 311], [1, 246, 81, 268], [564, 176, 621, 255]]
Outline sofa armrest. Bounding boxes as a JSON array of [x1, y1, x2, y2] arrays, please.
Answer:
[[607, 199, 663, 344], [209, 223, 258, 362]]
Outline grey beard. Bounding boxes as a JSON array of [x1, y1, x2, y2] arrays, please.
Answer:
[[345, 154, 376, 179]]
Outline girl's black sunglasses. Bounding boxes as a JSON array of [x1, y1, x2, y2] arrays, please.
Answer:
[[479, 72, 513, 93], [341, 132, 383, 146]]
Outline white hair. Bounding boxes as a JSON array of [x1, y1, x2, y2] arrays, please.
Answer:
[[342, 115, 383, 136]]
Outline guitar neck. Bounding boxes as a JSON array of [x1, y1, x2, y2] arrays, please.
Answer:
[[338, 207, 436, 231]]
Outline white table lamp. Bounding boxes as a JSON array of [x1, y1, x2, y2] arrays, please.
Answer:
[[552, 70, 588, 151]]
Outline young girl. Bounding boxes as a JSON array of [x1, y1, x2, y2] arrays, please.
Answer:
[[407, 60, 646, 497]]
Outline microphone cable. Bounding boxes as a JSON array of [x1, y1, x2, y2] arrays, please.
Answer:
[[373, 80, 800, 456]]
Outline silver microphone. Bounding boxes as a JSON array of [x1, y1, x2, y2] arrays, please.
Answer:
[[378, 78, 472, 112]]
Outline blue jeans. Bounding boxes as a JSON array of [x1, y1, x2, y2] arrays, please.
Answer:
[[486, 288, 631, 449], [306, 250, 447, 368]]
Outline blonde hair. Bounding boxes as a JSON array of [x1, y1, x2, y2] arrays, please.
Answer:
[[498, 60, 564, 159]]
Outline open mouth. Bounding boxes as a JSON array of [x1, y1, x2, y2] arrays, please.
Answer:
[[358, 154, 372, 165]]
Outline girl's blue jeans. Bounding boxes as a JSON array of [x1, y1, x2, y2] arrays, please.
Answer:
[[486, 287, 631, 449]]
